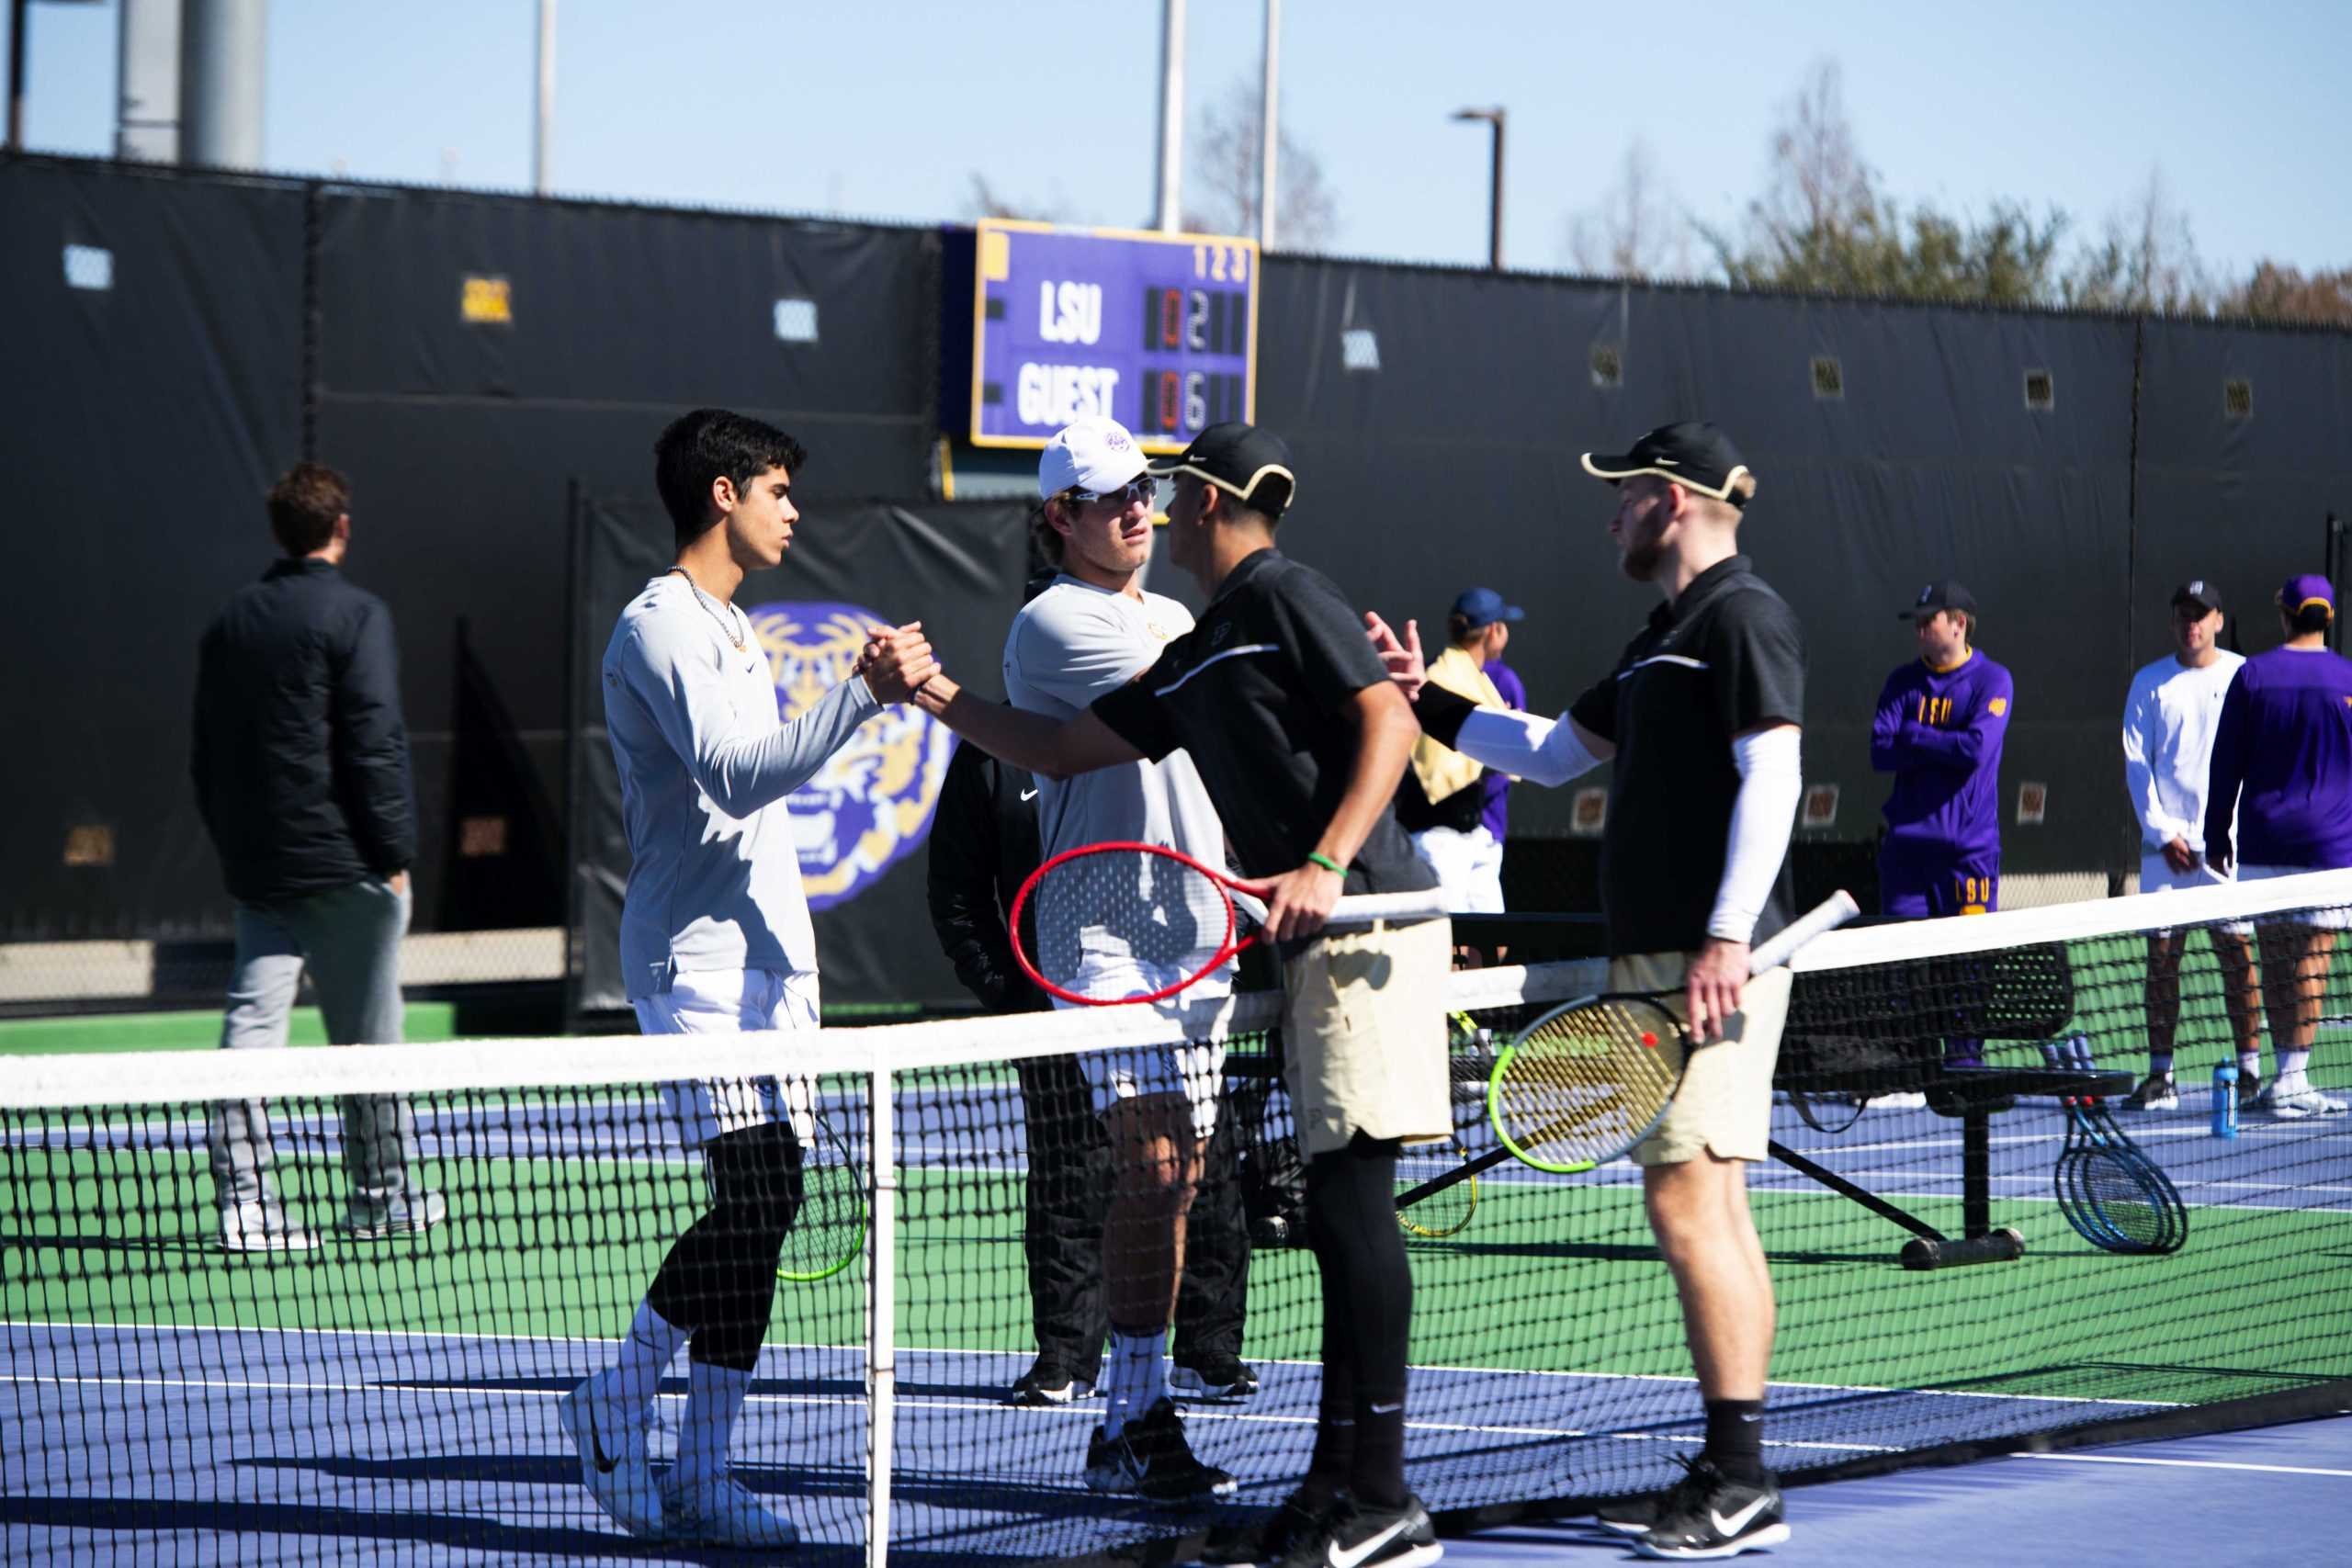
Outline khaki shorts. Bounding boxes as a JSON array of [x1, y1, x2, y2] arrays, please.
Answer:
[[1282, 916, 1453, 1157], [1609, 951, 1792, 1167]]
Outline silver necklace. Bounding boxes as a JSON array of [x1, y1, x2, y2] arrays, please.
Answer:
[[668, 568, 746, 651]]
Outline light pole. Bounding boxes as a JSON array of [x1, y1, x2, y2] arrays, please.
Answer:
[[1451, 107, 1505, 271]]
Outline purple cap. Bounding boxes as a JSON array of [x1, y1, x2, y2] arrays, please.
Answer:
[[2278, 573, 2336, 615]]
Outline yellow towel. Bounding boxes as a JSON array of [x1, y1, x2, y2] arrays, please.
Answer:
[[1409, 646, 1504, 805]]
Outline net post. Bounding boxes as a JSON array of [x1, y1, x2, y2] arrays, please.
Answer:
[[865, 1050, 899, 1568]]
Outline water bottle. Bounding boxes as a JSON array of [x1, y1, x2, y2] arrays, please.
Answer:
[[2211, 1062, 2240, 1139]]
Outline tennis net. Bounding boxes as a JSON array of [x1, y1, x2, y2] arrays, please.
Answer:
[[4, 870, 2351, 1563]]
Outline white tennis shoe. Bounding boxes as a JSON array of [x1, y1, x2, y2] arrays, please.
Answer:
[[659, 1472, 802, 1548], [558, 1382, 663, 1539]]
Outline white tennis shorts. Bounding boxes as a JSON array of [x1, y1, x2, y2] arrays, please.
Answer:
[[632, 966, 820, 1146]]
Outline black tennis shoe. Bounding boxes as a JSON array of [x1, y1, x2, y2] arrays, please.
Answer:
[[1085, 1397, 1237, 1503], [1192, 1487, 1344, 1564], [1247, 1494, 1442, 1568], [1633, 1456, 1788, 1560], [1172, 1352, 1261, 1399], [1009, 1356, 1093, 1406]]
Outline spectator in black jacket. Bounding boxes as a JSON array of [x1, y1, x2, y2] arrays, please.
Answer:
[[925, 729, 1255, 1407], [191, 462, 442, 1252]]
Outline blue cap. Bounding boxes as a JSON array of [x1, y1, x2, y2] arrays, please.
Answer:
[[1451, 587, 1524, 630]]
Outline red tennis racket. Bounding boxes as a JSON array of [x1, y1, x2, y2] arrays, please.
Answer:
[[1010, 840, 1448, 1007]]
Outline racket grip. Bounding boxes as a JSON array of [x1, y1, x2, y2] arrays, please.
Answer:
[[1748, 890, 1860, 976], [1328, 891, 1451, 929], [1900, 1227, 2025, 1271]]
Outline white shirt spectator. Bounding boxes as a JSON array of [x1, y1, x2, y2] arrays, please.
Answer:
[[2122, 649, 2244, 854]]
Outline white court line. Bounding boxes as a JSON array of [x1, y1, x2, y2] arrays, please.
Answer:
[[0, 1371, 1895, 1456], [0, 1324, 2174, 1412], [2011, 1451, 2352, 1478]]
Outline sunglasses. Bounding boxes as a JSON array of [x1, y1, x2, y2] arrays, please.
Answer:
[[1070, 478, 1159, 508]]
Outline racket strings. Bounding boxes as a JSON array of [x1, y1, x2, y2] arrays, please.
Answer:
[[1026, 850, 1234, 1000], [1494, 1001, 1679, 1164]]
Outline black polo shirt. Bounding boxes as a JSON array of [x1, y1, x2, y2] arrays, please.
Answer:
[[1091, 548, 1437, 897], [1566, 555, 1804, 956]]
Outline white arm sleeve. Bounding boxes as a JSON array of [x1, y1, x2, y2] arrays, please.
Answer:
[[1456, 706, 1603, 788], [1708, 725, 1804, 944]]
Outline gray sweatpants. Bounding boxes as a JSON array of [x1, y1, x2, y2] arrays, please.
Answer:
[[205, 875, 424, 1213]]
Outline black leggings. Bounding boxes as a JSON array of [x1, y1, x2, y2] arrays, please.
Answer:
[[1304, 1133, 1412, 1506], [646, 1121, 805, 1372]]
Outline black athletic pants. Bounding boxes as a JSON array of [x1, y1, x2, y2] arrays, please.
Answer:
[[645, 1120, 806, 1372], [1016, 1053, 1250, 1382]]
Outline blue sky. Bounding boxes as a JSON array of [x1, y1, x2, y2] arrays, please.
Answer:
[[9, 0, 2349, 278]]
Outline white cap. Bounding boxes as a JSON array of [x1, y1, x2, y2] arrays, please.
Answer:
[[1037, 415, 1148, 499]]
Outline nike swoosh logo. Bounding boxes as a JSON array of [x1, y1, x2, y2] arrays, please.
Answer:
[[585, 1404, 618, 1474], [1020, 788, 1039, 801], [1329, 1518, 1409, 1568], [1710, 1495, 1770, 1537], [1368, 1401, 1403, 1414]]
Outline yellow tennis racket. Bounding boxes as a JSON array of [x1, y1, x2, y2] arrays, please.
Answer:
[[1487, 893, 1860, 1175]]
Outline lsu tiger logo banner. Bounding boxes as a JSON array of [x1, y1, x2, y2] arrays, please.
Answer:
[[748, 600, 954, 910]]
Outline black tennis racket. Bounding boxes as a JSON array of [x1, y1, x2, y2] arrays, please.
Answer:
[[776, 1111, 868, 1284], [1486, 893, 1860, 1175], [2054, 1095, 2187, 1257]]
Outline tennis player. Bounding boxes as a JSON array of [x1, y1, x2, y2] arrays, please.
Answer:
[[2203, 574, 2352, 1120], [1369, 421, 1804, 1560], [922, 714, 1255, 1417], [2120, 580, 2258, 1111], [558, 409, 935, 1546], [1004, 415, 1252, 1499], [876, 422, 1452, 1568]]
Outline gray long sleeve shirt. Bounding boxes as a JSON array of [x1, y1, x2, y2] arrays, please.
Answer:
[[601, 573, 881, 999]]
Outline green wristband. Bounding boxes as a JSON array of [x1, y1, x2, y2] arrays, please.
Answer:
[[1306, 852, 1345, 876]]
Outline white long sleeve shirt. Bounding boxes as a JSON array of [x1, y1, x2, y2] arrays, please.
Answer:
[[602, 574, 882, 999], [2121, 649, 2244, 852]]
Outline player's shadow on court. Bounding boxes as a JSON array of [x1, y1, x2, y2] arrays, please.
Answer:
[[0, 1493, 902, 1563], [1409, 1239, 1892, 1267], [379, 1369, 1021, 1403]]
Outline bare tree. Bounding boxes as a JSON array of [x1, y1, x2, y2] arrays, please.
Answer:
[[2064, 167, 2211, 313], [961, 173, 1064, 224], [1183, 77, 1340, 251], [1566, 139, 1692, 279], [2226, 261, 2352, 324], [1702, 57, 2064, 305]]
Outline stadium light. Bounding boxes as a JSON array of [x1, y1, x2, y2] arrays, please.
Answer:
[[1451, 106, 1506, 272]]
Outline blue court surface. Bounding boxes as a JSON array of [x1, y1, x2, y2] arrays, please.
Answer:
[[1447, 1414, 2352, 1568], [6, 1085, 2346, 1563]]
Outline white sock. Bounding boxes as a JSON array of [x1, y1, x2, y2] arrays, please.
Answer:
[[590, 1299, 686, 1423], [1102, 1327, 1168, 1439], [674, 1360, 752, 1491], [2239, 1047, 2263, 1079], [2277, 1049, 2312, 1096]]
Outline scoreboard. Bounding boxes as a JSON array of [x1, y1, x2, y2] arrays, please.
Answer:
[[966, 220, 1259, 453]]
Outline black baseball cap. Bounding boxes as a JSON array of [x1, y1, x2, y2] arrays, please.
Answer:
[[2171, 579, 2222, 613], [1900, 580, 1979, 620], [1580, 422, 1755, 506], [1147, 423, 1296, 513]]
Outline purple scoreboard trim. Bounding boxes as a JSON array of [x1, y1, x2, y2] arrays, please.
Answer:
[[969, 220, 1259, 453]]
